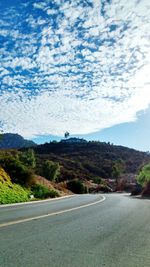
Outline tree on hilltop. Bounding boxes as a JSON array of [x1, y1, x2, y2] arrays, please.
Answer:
[[64, 131, 69, 139]]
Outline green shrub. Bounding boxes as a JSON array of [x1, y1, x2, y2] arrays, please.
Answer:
[[0, 182, 30, 204], [67, 179, 87, 194], [31, 184, 60, 199], [48, 189, 60, 198], [137, 163, 150, 186], [41, 160, 60, 181], [93, 177, 102, 184], [19, 149, 36, 168], [0, 154, 33, 186]]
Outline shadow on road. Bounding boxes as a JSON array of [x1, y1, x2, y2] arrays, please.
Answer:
[[129, 194, 150, 200]]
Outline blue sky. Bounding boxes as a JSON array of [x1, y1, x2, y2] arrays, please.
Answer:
[[0, 0, 150, 151]]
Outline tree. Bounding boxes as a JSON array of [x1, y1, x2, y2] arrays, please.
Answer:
[[137, 163, 150, 186], [41, 160, 60, 181], [137, 163, 150, 196], [112, 159, 125, 180], [67, 179, 87, 194], [19, 149, 36, 168], [64, 131, 69, 139], [0, 154, 33, 186], [93, 177, 102, 184]]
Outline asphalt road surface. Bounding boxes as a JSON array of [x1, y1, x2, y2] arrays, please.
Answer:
[[0, 193, 150, 267]]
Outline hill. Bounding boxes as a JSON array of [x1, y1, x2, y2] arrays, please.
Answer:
[[1, 138, 150, 203], [0, 133, 37, 149], [33, 139, 150, 182]]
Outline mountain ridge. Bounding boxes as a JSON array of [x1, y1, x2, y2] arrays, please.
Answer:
[[0, 133, 37, 149]]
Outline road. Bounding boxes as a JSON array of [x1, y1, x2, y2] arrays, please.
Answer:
[[0, 193, 150, 267]]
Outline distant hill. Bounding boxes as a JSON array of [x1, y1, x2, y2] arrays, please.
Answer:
[[34, 140, 150, 181], [0, 133, 37, 149]]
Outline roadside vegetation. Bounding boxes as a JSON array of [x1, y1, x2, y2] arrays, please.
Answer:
[[0, 182, 30, 204], [31, 184, 59, 199], [67, 179, 87, 194], [0, 150, 60, 204], [0, 166, 30, 204], [136, 163, 150, 196]]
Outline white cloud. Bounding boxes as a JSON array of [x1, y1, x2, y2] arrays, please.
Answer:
[[0, 0, 150, 138], [33, 2, 47, 10], [0, 68, 10, 76], [47, 9, 57, 16], [1, 73, 150, 138], [9, 57, 36, 70]]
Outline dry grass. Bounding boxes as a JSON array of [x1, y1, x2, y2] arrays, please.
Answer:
[[33, 175, 73, 196], [0, 167, 11, 184]]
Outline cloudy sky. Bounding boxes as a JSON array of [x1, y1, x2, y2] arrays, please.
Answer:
[[0, 0, 150, 151]]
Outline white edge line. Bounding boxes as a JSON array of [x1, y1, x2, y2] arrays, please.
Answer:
[[0, 195, 75, 208], [0, 196, 106, 228]]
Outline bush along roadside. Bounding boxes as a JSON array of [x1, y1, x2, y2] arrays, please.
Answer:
[[0, 182, 31, 204], [0, 153, 61, 204], [31, 184, 60, 199], [67, 179, 87, 194], [0, 182, 60, 204]]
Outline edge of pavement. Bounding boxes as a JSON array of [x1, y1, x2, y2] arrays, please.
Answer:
[[0, 194, 76, 208]]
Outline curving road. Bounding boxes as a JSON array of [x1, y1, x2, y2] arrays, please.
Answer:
[[0, 193, 150, 267]]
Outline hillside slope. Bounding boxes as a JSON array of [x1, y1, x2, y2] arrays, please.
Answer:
[[0, 167, 11, 184], [34, 140, 150, 181], [0, 167, 30, 204]]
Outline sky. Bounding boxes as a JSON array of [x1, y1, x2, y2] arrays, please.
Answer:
[[0, 0, 150, 151]]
